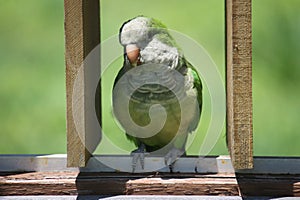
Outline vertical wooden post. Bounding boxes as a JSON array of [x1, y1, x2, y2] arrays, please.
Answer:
[[64, 0, 100, 167], [226, 0, 253, 169]]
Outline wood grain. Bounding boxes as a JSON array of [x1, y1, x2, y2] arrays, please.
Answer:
[[64, 0, 100, 167], [126, 176, 239, 196], [1, 172, 300, 197], [226, 0, 253, 169]]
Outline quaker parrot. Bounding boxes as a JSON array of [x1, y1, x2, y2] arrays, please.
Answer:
[[113, 16, 202, 172]]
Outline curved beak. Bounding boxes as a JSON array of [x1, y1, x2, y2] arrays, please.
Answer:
[[126, 44, 140, 67]]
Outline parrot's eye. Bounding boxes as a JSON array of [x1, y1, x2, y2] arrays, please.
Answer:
[[126, 44, 141, 67]]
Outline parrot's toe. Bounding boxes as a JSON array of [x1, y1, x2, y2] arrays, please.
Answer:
[[164, 148, 185, 172], [131, 145, 149, 172]]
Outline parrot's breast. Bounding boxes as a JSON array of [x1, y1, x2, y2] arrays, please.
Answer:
[[113, 63, 198, 150]]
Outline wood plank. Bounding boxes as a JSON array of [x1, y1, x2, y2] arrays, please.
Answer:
[[126, 177, 239, 196], [64, 0, 100, 167], [127, 174, 300, 196], [1, 171, 300, 196], [225, 0, 253, 169], [0, 196, 246, 200], [0, 155, 234, 174], [2, 155, 300, 174], [2, 156, 300, 196]]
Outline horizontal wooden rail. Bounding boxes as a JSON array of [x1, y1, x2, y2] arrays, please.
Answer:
[[1, 172, 300, 196], [1, 155, 300, 197], [1, 155, 300, 174]]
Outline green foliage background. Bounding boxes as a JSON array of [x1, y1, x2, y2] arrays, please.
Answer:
[[0, 0, 299, 156]]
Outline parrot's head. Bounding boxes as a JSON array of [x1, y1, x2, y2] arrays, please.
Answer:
[[119, 16, 182, 69]]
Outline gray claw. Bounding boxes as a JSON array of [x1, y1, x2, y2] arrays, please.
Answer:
[[131, 152, 146, 172], [164, 148, 185, 172], [131, 144, 148, 172]]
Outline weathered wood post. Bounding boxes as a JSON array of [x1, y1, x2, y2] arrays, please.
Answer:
[[64, 0, 100, 167], [226, 0, 253, 169]]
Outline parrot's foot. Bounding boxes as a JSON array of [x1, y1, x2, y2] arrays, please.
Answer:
[[164, 148, 185, 172], [131, 143, 149, 173]]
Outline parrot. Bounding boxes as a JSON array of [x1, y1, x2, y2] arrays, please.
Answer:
[[112, 16, 202, 172]]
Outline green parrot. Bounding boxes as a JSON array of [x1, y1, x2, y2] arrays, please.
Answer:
[[113, 16, 202, 172]]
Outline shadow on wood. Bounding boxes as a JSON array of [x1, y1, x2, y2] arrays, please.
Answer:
[[75, 172, 128, 196], [236, 173, 300, 197]]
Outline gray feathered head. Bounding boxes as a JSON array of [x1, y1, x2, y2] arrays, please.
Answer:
[[119, 16, 182, 69]]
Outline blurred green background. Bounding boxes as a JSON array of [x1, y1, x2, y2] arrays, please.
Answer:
[[0, 0, 299, 156]]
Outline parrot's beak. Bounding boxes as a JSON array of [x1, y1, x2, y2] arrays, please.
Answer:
[[126, 44, 140, 67]]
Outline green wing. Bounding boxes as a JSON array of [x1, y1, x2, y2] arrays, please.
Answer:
[[185, 59, 203, 133]]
